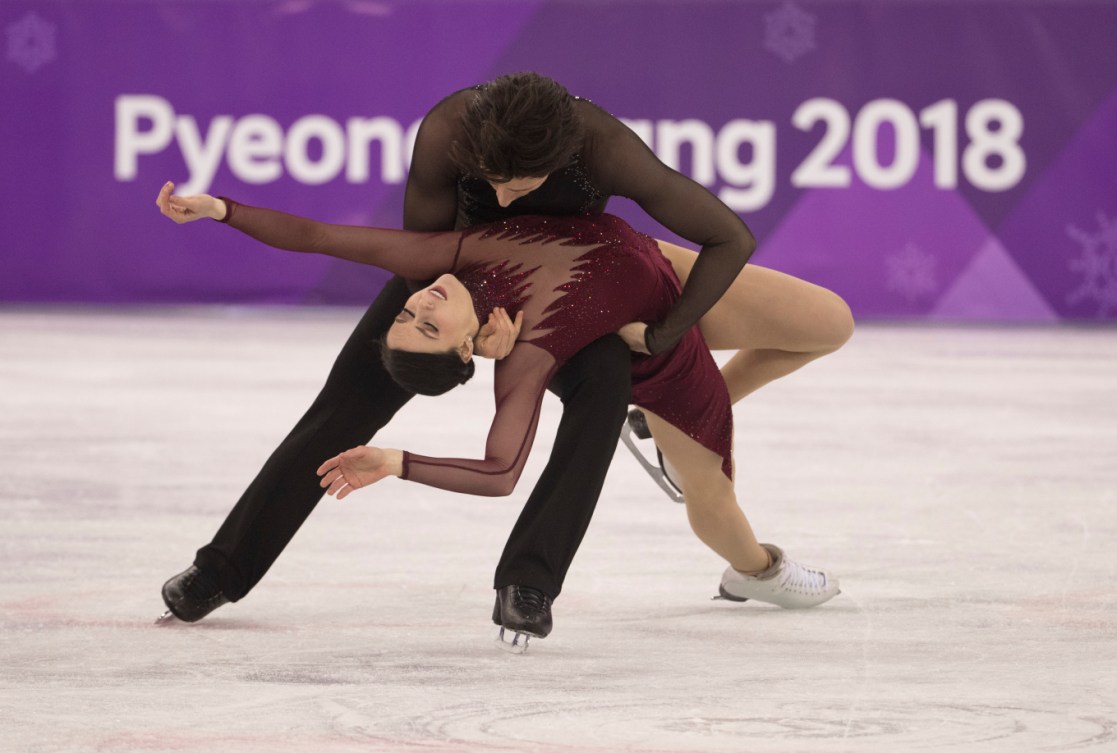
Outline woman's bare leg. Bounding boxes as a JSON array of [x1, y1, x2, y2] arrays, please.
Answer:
[[641, 245, 844, 606], [645, 408, 841, 607], [657, 241, 854, 403], [642, 409, 769, 573]]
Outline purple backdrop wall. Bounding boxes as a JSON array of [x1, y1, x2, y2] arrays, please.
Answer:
[[2, 0, 1116, 321]]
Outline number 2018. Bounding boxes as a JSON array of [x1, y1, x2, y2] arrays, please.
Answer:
[[791, 98, 1025, 192]]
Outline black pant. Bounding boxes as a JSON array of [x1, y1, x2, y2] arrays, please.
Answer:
[[194, 275, 631, 601]]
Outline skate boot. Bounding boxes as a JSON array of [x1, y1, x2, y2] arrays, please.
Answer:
[[492, 585, 553, 654], [718, 544, 840, 608], [620, 408, 684, 503], [156, 566, 229, 624]]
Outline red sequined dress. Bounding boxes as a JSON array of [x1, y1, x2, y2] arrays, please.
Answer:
[[221, 202, 733, 496]]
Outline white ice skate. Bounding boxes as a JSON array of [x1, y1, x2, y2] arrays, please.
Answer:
[[717, 544, 840, 608], [620, 408, 684, 504]]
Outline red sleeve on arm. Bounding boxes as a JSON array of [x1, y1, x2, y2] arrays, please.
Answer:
[[219, 199, 464, 281], [401, 346, 557, 497]]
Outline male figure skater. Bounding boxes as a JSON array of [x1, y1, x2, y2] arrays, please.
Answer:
[[159, 72, 756, 645]]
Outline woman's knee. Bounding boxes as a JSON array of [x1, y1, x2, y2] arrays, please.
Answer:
[[820, 291, 856, 352]]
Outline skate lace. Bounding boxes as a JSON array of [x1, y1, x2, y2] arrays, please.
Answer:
[[778, 560, 828, 594], [514, 586, 550, 614]]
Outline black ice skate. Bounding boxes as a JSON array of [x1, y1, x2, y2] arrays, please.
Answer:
[[155, 565, 229, 624], [620, 408, 684, 503], [492, 585, 553, 654]]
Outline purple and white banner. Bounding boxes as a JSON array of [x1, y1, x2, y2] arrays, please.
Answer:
[[2, 0, 1116, 321]]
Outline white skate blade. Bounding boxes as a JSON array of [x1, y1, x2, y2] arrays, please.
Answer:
[[494, 626, 531, 654], [154, 609, 178, 625], [620, 421, 685, 504]]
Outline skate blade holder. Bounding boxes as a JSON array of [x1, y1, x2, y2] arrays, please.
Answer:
[[494, 626, 533, 654], [620, 409, 685, 504]]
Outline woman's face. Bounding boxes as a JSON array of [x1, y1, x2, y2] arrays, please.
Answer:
[[487, 175, 549, 208], [386, 274, 478, 360]]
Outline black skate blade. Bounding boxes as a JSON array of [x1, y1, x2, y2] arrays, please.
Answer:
[[627, 408, 653, 439], [494, 626, 532, 654], [620, 422, 685, 504], [715, 585, 750, 603]]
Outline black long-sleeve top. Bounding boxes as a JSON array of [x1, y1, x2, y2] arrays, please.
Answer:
[[401, 86, 757, 355]]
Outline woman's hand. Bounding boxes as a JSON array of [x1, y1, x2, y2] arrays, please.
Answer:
[[617, 321, 651, 355], [156, 181, 226, 223], [473, 307, 524, 360], [316, 446, 403, 499]]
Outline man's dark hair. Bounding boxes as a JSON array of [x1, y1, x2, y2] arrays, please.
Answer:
[[449, 72, 584, 179], [380, 344, 475, 396]]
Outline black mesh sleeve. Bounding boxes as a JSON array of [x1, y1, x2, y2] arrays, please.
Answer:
[[403, 91, 470, 234], [580, 103, 757, 355]]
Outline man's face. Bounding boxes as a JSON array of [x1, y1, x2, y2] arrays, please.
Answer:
[[486, 175, 549, 208]]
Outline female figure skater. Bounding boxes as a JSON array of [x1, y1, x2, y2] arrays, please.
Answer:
[[158, 182, 846, 647], [157, 73, 851, 647]]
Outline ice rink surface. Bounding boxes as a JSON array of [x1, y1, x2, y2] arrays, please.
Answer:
[[1, 308, 1114, 753]]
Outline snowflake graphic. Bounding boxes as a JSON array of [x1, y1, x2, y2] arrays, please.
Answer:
[[6, 12, 56, 74], [764, 2, 816, 64], [885, 243, 938, 303], [1066, 211, 1117, 318]]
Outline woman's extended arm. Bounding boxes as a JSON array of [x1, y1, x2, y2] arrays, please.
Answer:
[[317, 346, 555, 498], [156, 182, 464, 281]]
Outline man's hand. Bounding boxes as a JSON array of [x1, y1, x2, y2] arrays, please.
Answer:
[[156, 181, 226, 223], [617, 321, 650, 354], [473, 307, 524, 359], [317, 446, 403, 499]]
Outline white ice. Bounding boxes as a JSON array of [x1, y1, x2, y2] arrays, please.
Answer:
[[1, 308, 1115, 752]]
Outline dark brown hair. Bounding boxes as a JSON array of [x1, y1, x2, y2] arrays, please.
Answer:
[[380, 345, 475, 396], [449, 72, 584, 179]]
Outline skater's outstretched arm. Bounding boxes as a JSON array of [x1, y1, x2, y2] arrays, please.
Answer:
[[159, 181, 520, 360], [156, 182, 464, 282], [318, 344, 555, 499]]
